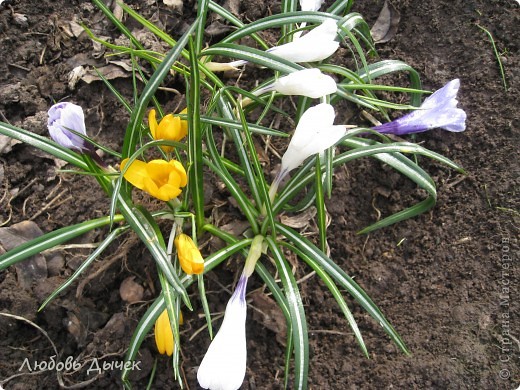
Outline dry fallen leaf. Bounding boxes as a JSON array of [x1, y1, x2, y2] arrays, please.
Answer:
[[81, 60, 139, 84], [68, 65, 86, 90], [371, 1, 401, 44], [280, 206, 317, 229], [0, 134, 22, 154], [250, 291, 287, 345]]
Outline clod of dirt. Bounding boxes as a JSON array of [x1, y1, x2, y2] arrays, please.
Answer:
[[12, 13, 28, 28], [19, 111, 48, 136], [0, 221, 47, 291], [119, 276, 145, 303], [65, 311, 86, 344], [163, 0, 183, 12], [46, 253, 65, 277], [90, 313, 127, 353]]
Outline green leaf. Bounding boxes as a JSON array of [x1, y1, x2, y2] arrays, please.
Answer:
[[39, 226, 128, 310], [284, 242, 369, 357], [0, 215, 124, 270], [117, 195, 191, 308], [277, 223, 409, 355], [201, 44, 302, 74], [123, 235, 253, 386], [188, 38, 206, 231], [121, 18, 199, 158], [356, 60, 423, 106], [266, 236, 308, 390], [218, 12, 340, 44], [204, 126, 260, 233], [0, 121, 88, 170]]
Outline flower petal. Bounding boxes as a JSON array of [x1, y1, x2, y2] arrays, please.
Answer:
[[169, 160, 188, 187], [122, 158, 187, 201], [149, 109, 159, 139], [300, 0, 324, 11], [175, 234, 205, 275], [121, 158, 149, 190], [197, 276, 248, 390], [155, 310, 174, 356]]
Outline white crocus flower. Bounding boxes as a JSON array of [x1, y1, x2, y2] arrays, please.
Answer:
[[294, 0, 325, 39], [267, 103, 346, 202], [300, 0, 324, 11], [220, 19, 339, 69], [281, 103, 346, 175], [252, 68, 337, 99], [197, 276, 248, 390], [267, 18, 339, 63]]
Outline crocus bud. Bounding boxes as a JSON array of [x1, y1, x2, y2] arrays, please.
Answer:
[[47, 102, 93, 153], [372, 79, 467, 135], [197, 276, 248, 390], [280, 103, 346, 175], [174, 233, 205, 275], [149, 108, 188, 152], [120, 158, 188, 201], [253, 68, 337, 99], [267, 19, 339, 63], [155, 309, 183, 356]]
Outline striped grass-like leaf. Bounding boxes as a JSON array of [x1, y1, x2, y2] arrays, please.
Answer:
[[0, 215, 124, 270], [277, 223, 410, 355], [0, 121, 87, 170], [39, 226, 128, 310], [284, 242, 369, 357], [266, 236, 309, 390]]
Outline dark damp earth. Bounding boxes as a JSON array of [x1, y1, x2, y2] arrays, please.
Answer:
[[0, 0, 518, 389]]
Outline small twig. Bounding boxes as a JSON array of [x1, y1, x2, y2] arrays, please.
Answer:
[[8, 63, 31, 72], [296, 271, 316, 285], [190, 313, 224, 341], [76, 250, 126, 298], [0, 312, 65, 388], [29, 189, 70, 221], [445, 175, 467, 189]]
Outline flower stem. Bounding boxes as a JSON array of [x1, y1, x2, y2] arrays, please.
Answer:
[[242, 235, 264, 278]]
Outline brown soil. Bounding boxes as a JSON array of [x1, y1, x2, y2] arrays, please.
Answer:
[[0, 0, 518, 389]]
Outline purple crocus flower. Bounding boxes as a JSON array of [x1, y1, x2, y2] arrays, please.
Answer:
[[47, 102, 94, 153], [372, 79, 467, 135]]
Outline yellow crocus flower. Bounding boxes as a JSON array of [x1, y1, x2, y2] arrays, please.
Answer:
[[120, 158, 187, 201], [154, 309, 183, 356], [175, 233, 205, 275], [149, 108, 188, 152]]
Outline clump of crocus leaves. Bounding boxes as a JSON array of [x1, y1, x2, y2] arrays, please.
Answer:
[[0, 0, 467, 389]]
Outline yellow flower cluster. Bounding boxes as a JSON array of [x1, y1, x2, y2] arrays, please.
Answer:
[[121, 108, 189, 202]]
